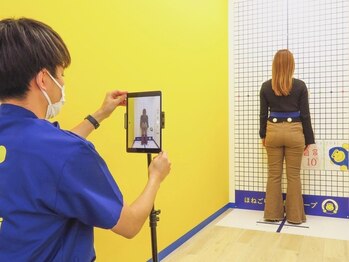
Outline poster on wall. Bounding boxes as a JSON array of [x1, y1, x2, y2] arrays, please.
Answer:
[[325, 140, 349, 171], [302, 140, 349, 171], [302, 142, 323, 170]]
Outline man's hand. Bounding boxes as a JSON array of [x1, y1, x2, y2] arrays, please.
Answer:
[[149, 152, 171, 184], [70, 90, 127, 138], [93, 90, 127, 123], [111, 151, 171, 239]]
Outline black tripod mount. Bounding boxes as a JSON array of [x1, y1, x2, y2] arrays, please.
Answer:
[[147, 153, 161, 262]]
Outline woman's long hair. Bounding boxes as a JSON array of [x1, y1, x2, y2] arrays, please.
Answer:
[[272, 49, 295, 96]]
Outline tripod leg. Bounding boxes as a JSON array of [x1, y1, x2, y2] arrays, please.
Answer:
[[150, 207, 159, 262]]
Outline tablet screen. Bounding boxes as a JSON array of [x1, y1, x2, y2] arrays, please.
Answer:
[[126, 91, 162, 153]]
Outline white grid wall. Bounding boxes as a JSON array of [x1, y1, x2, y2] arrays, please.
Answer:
[[229, 0, 349, 200]]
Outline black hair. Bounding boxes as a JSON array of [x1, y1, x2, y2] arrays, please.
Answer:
[[0, 18, 71, 100]]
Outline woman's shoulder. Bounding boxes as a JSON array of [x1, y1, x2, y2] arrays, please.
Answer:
[[293, 78, 306, 87], [261, 79, 272, 89], [260, 79, 272, 94], [262, 79, 272, 86]]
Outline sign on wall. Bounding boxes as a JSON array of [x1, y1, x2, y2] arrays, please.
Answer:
[[302, 141, 349, 171]]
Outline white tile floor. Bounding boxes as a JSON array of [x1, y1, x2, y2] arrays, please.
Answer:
[[216, 209, 349, 241]]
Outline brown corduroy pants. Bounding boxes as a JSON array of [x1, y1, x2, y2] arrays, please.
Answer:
[[264, 122, 306, 223]]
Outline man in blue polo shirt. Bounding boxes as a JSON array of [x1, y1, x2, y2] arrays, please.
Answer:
[[0, 18, 171, 261]]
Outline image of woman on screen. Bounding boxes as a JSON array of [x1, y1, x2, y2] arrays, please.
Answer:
[[259, 49, 315, 224], [140, 109, 149, 145]]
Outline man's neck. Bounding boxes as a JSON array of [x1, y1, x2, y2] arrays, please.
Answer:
[[3, 91, 46, 119]]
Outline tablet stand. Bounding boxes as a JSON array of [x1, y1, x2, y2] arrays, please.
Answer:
[[148, 111, 165, 262], [148, 153, 160, 262]]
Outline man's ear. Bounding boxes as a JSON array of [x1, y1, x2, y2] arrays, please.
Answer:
[[34, 70, 47, 91]]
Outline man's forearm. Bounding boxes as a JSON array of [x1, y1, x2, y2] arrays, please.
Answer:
[[111, 177, 161, 239], [70, 111, 105, 138]]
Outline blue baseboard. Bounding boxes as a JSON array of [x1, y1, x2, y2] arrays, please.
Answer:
[[147, 202, 235, 262]]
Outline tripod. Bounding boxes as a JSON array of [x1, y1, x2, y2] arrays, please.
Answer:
[[147, 153, 161, 262]]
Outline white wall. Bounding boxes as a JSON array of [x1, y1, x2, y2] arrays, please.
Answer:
[[229, 0, 349, 203]]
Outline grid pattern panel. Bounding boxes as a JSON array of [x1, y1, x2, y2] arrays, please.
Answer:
[[231, 0, 349, 197]]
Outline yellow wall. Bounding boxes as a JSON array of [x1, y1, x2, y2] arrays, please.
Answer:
[[1, 0, 228, 260]]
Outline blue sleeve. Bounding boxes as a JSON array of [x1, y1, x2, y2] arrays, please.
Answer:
[[54, 143, 123, 229]]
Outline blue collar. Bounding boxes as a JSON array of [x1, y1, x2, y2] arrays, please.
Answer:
[[0, 104, 38, 119]]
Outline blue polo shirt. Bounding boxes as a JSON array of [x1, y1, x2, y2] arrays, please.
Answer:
[[0, 104, 123, 261]]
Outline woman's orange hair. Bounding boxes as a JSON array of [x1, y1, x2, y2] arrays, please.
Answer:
[[272, 49, 295, 96]]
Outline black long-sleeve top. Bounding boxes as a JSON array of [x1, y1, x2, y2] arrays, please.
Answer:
[[259, 78, 315, 145]]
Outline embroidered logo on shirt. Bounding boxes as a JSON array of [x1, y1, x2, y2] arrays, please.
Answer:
[[0, 145, 6, 163], [0, 145, 6, 230]]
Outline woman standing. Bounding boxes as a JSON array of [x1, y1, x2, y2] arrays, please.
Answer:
[[259, 49, 315, 224], [140, 108, 149, 145]]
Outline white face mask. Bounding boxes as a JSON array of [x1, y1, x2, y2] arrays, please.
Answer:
[[41, 71, 65, 119]]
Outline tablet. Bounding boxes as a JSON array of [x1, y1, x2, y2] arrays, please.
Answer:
[[126, 91, 162, 153]]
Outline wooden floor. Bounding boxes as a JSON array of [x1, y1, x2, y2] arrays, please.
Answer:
[[163, 210, 349, 262]]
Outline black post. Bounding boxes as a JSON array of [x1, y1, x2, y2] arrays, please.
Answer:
[[147, 153, 160, 262]]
